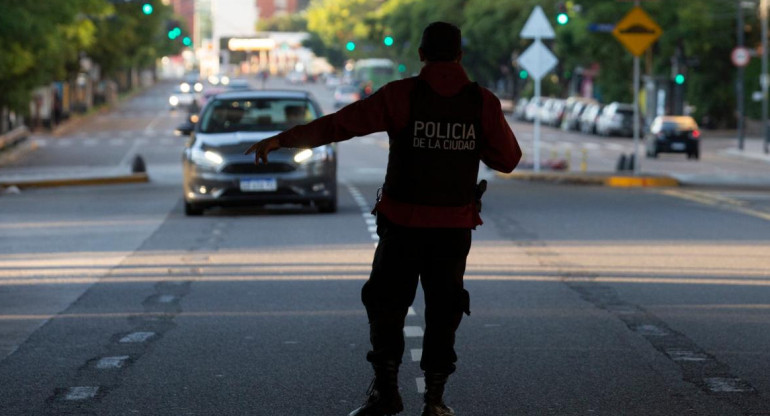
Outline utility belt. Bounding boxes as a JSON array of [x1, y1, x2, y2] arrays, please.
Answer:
[[371, 179, 487, 216]]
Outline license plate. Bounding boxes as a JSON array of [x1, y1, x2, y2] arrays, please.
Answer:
[[671, 142, 686, 151], [239, 178, 277, 192]]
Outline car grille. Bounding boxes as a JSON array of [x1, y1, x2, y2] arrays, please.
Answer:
[[221, 162, 296, 174]]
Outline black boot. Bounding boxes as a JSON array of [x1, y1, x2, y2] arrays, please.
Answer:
[[421, 373, 455, 416], [348, 361, 403, 416]]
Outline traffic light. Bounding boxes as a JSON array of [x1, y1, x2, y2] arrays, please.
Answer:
[[346, 41, 356, 51], [168, 27, 181, 40], [519, 70, 528, 80], [183, 37, 192, 46], [674, 73, 685, 85], [383, 36, 394, 47], [142, 3, 153, 15], [556, 2, 569, 25]]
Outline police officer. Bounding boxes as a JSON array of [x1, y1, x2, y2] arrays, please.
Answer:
[[246, 21, 521, 416]]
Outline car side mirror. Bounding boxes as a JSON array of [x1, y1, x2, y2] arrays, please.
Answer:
[[175, 121, 194, 136]]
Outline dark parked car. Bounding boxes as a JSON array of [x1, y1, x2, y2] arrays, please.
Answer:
[[180, 90, 337, 215], [645, 115, 701, 159]]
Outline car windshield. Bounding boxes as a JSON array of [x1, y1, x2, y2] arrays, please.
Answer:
[[660, 120, 697, 131], [199, 98, 318, 133]]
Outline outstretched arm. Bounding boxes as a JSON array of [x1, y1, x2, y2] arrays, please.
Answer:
[[244, 80, 410, 165], [244, 136, 281, 164]]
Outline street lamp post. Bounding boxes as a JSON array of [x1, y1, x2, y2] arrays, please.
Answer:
[[762, 0, 769, 153]]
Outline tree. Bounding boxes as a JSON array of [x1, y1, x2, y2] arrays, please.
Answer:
[[0, 0, 107, 112], [88, 0, 182, 79], [257, 13, 308, 32], [306, 0, 383, 60]]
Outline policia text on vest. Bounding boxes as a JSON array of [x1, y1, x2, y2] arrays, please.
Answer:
[[412, 120, 477, 151]]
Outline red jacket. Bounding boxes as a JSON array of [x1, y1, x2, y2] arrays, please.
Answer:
[[276, 62, 522, 228]]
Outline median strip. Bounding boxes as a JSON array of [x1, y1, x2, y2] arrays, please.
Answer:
[[496, 171, 679, 187], [0, 172, 148, 189]]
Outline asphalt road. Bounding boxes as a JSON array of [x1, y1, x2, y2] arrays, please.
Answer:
[[0, 77, 769, 415]]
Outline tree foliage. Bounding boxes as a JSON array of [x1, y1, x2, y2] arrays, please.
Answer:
[[302, 0, 750, 126], [0, 0, 186, 113], [0, 0, 107, 111]]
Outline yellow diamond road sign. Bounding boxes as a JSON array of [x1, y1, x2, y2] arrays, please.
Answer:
[[612, 6, 662, 57]]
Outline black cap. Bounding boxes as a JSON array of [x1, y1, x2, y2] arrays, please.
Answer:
[[420, 21, 462, 62]]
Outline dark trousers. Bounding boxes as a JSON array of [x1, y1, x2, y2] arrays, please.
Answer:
[[362, 215, 471, 375]]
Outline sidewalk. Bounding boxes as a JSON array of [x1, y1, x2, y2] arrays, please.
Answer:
[[720, 136, 770, 164], [0, 89, 151, 190]]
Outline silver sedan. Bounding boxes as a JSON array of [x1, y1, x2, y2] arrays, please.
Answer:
[[180, 90, 337, 215]]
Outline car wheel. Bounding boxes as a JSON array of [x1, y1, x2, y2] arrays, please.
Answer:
[[316, 197, 337, 213], [184, 201, 204, 216]]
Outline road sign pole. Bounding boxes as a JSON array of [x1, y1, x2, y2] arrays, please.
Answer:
[[633, 55, 641, 175], [519, 6, 557, 173], [763, 0, 770, 153], [534, 80, 541, 172]]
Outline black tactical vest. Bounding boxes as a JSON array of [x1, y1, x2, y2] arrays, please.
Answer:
[[383, 78, 483, 207]]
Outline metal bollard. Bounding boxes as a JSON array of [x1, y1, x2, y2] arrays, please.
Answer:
[[581, 148, 587, 172]]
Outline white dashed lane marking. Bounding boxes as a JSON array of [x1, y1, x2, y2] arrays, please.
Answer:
[[345, 182, 379, 246], [64, 386, 99, 401], [416, 378, 426, 394], [119, 331, 155, 343], [96, 356, 130, 369], [404, 326, 424, 337], [158, 295, 176, 303]]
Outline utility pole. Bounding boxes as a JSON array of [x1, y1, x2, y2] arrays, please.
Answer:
[[737, 1, 746, 150], [762, 0, 769, 153]]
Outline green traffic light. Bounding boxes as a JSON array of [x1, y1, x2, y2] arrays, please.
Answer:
[[346, 41, 356, 51], [168, 27, 182, 40], [675, 74, 685, 85], [519, 70, 528, 79], [142, 3, 153, 15], [183, 37, 192, 46], [384, 36, 394, 47], [556, 13, 569, 25], [398, 64, 406, 73]]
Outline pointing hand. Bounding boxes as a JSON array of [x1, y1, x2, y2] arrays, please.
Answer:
[[244, 137, 281, 164]]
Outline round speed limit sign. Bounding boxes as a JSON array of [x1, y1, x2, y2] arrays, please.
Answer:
[[732, 47, 751, 67]]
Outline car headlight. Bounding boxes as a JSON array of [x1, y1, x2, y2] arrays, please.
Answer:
[[190, 148, 225, 169], [180, 83, 191, 93], [194, 82, 204, 92], [169, 96, 179, 106], [221, 76, 230, 85], [293, 146, 330, 163]]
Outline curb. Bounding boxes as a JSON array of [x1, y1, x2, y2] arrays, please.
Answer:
[[496, 171, 679, 187], [0, 139, 38, 166], [0, 172, 149, 189], [604, 175, 679, 187]]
